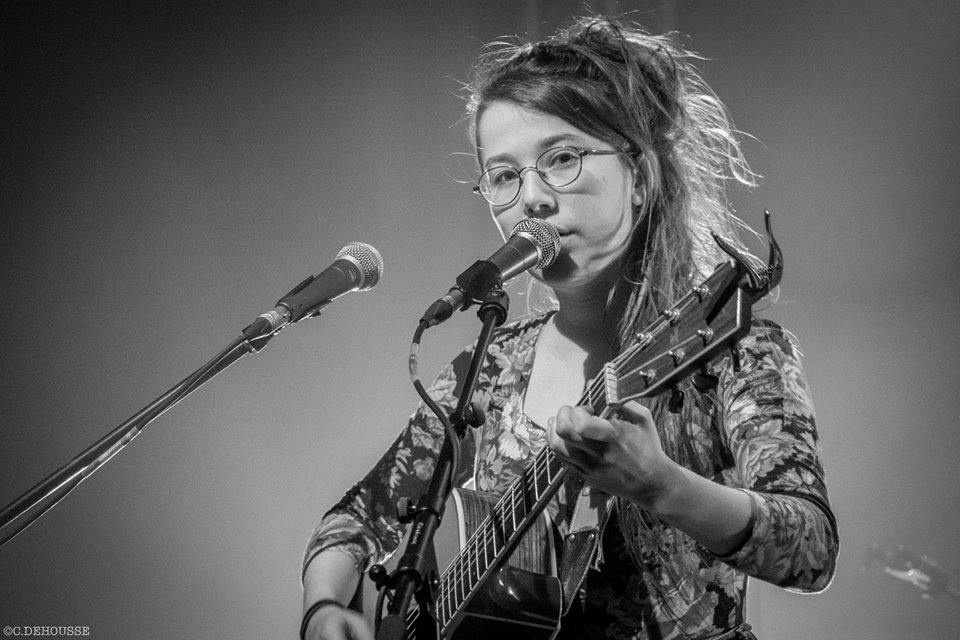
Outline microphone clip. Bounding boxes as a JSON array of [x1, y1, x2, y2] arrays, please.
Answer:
[[418, 260, 504, 328], [277, 274, 325, 323], [455, 260, 503, 307]]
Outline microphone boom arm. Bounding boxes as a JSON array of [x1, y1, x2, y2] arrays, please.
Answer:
[[0, 331, 275, 548]]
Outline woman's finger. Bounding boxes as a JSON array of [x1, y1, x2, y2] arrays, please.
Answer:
[[554, 406, 617, 443]]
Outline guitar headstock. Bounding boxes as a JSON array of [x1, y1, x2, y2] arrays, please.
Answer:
[[599, 212, 783, 411], [608, 261, 749, 407]]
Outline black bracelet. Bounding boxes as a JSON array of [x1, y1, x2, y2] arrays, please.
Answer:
[[300, 599, 345, 640]]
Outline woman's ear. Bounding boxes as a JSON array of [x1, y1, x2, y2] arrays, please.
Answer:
[[631, 180, 646, 208], [630, 151, 650, 208]]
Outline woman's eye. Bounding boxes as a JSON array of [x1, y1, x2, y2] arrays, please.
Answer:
[[545, 149, 579, 168], [489, 168, 519, 186]]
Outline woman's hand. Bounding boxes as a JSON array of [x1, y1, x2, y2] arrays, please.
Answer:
[[302, 604, 373, 640], [546, 401, 680, 509]]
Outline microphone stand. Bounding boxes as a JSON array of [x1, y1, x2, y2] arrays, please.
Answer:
[[374, 288, 509, 640], [0, 320, 281, 548]]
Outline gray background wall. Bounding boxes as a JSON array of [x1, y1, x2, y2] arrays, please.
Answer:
[[2, 1, 958, 638]]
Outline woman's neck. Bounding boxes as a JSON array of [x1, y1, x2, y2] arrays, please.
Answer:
[[549, 262, 628, 352]]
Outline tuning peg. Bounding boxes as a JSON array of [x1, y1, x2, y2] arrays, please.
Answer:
[[668, 386, 684, 413], [692, 367, 719, 392], [696, 328, 715, 345]]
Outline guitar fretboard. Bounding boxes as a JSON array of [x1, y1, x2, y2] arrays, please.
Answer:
[[435, 442, 567, 630]]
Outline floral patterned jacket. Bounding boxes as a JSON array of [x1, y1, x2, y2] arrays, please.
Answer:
[[302, 313, 838, 639]]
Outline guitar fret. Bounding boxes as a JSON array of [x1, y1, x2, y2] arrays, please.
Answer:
[[449, 558, 458, 612], [505, 488, 515, 537], [522, 465, 534, 508], [516, 472, 525, 512], [471, 534, 481, 585], [549, 451, 560, 482], [538, 449, 551, 484], [482, 521, 490, 572], [532, 463, 542, 501], [484, 519, 495, 569], [439, 587, 448, 628], [458, 549, 469, 604], [456, 562, 467, 603], [492, 504, 503, 556], [461, 548, 472, 600], [512, 483, 522, 531], [449, 568, 459, 615], [446, 564, 455, 615], [508, 488, 519, 537], [446, 587, 453, 627], [466, 537, 474, 591]]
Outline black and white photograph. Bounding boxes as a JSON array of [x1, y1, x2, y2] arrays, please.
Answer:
[[2, 2, 958, 639]]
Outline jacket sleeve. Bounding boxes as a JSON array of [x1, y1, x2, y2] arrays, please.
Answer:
[[710, 320, 839, 592]]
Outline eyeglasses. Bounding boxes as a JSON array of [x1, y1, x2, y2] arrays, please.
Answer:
[[473, 145, 640, 207]]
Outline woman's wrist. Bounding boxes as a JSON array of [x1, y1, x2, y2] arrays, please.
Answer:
[[630, 457, 685, 513], [300, 599, 345, 640]]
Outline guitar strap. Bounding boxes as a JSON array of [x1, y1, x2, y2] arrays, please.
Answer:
[[558, 480, 616, 614]]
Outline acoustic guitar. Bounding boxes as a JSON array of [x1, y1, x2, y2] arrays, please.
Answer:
[[368, 220, 783, 639]]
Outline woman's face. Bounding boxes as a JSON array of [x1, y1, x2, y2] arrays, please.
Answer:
[[476, 101, 642, 293]]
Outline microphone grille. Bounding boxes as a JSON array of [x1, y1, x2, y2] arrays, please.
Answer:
[[336, 242, 384, 291], [510, 219, 561, 268]]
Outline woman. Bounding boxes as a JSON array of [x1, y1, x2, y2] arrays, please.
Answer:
[[300, 16, 838, 640]]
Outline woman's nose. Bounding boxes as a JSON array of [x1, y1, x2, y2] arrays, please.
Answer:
[[519, 168, 557, 216]]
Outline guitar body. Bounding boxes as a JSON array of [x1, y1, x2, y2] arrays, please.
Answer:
[[363, 487, 563, 639]]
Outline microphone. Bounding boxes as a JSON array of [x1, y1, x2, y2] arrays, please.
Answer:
[[420, 219, 561, 327], [243, 242, 384, 338]]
